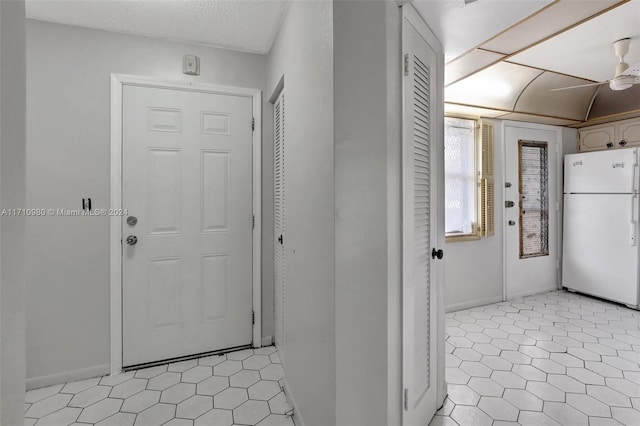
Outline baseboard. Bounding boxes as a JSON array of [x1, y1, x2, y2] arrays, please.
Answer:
[[446, 296, 503, 313], [282, 374, 304, 426], [508, 287, 557, 300], [27, 364, 110, 390], [261, 335, 274, 347]]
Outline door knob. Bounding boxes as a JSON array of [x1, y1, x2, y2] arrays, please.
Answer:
[[431, 248, 444, 260], [126, 235, 138, 245], [508, 220, 516, 226]]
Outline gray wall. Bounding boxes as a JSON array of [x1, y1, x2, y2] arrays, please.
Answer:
[[333, 1, 403, 424], [266, 2, 336, 425], [443, 120, 578, 312], [1, 0, 27, 423], [26, 19, 274, 387]]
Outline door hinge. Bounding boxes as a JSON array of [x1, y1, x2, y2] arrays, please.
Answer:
[[403, 54, 409, 77], [252, 214, 255, 229], [252, 117, 255, 131], [403, 388, 409, 411], [252, 310, 255, 325], [556, 259, 560, 269]]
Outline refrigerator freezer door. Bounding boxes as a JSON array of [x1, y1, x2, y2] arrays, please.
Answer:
[[563, 193, 639, 307], [565, 148, 638, 194]]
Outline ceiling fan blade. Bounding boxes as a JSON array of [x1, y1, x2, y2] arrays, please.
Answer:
[[628, 59, 640, 76], [550, 81, 608, 92]]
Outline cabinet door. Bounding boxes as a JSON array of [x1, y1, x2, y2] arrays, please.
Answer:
[[617, 118, 640, 149], [579, 124, 615, 151]]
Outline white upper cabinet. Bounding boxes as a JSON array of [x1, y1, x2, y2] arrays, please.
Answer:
[[579, 117, 640, 152]]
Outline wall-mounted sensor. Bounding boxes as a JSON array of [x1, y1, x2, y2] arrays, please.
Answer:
[[183, 55, 200, 76]]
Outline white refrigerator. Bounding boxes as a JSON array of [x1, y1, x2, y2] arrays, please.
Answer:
[[563, 148, 640, 309]]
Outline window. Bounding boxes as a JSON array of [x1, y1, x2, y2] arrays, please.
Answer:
[[518, 140, 549, 258], [444, 117, 494, 241]]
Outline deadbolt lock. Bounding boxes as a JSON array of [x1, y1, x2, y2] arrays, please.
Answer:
[[505, 201, 515, 208], [127, 216, 138, 226], [508, 220, 516, 226]]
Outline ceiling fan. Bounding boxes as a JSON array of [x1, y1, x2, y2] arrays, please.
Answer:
[[551, 38, 640, 92]]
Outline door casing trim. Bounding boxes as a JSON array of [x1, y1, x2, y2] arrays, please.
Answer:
[[110, 74, 262, 374]]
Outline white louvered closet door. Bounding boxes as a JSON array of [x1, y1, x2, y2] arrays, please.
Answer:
[[273, 91, 286, 364], [402, 5, 443, 425]]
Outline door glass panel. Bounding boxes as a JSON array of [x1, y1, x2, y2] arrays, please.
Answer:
[[518, 140, 549, 258]]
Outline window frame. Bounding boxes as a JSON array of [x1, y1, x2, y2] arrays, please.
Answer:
[[444, 115, 481, 243]]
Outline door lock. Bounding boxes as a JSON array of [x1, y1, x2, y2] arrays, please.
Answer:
[[126, 216, 138, 226], [505, 201, 515, 208], [126, 235, 138, 245], [508, 220, 516, 226], [431, 248, 444, 260]]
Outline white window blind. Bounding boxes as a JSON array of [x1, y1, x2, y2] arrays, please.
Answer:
[[444, 117, 476, 236]]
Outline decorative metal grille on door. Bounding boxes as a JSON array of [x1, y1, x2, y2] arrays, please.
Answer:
[[518, 140, 549, 258]]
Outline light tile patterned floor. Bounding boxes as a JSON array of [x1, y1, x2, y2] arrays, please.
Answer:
[[431, 290, 640, 426], [25, 346, 294, 426]]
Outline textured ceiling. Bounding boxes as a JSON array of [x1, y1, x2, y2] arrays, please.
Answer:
[[26, 0, 289, 54]]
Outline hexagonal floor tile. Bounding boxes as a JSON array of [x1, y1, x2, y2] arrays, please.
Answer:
[[147, 372, 181, 391], [25, 393, 72, 418], [477, 397, 518, 421], [244, 355, 271, 371], [260, 364, 285, 381], [269, 392, 292, 415], [161, 383, 196, 404], [182, 366, 213, 384], [214, 387, 248, 409], [248, 380, 281, 401], [176, 395, 213, 419], [565, 393, 611, 417], [121, 390, 161, 413], [256, 414, 295, 426], [230, 370, 261, 388], [197, 376, 229, 396], [233, 400, 270, 425], [446, 384, 480, 406], [95, 412, 136, 426], [167, 359, 198, 373], [68, 385, 111, 408], [226, 349, 255, 361], [450, 405, 492, 426], [77, 398, 123, 423], [502, 389, 543, 411], [110, 378, 147, 399], [135, 365, 167, 379], [467, 378, 504, 397], [213, 360, 243, 377], [33, 407, 81, 426], [133, 403, 175, 426], [543, 401, 588, 426], [194, 408, 233, 426]]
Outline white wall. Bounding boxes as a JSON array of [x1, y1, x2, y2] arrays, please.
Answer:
[[266, 2, 335, 425], [443, 120, 578, 312], [0, 0, 27, 423], [25, 20, 274, 388], [333, 1, 403, 425]]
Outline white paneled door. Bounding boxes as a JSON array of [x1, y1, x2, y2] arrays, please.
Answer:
[[402, 5, 444, 425], [122, 85, 254, 367], [504, 125, 559, 299]]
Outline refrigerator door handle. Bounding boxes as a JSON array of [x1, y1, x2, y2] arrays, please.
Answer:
[[632, 194, 638, 246]]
